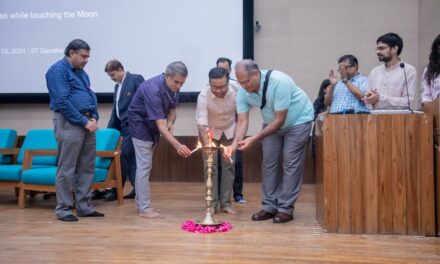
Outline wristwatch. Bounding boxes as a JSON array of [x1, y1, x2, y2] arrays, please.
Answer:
[[342, 78, 349, 84]]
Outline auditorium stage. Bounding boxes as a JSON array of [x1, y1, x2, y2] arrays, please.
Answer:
[[0, 182, 439, 263]]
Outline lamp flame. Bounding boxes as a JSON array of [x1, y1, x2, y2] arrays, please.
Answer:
[[190, 141, 202, 155]]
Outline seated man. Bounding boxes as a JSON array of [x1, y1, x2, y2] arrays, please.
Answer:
[[324, 54, 369, 114], [363, 32, 416, 110], [196, 67, 237, 215]]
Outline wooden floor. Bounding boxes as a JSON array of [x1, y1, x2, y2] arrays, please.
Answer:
[[0, 183, 439, 264]]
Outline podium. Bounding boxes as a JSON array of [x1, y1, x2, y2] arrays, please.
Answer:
[[315, 113, 436, 236], [423, 98, 440, 236]]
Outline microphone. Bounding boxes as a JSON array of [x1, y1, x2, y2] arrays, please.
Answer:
[[400, 62, 413, 113]]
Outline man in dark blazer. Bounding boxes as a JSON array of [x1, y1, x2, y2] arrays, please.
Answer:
[[103, 60, 144, 201]]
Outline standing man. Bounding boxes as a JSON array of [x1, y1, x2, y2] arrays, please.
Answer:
[[128, 61, 191, 219], [196, 67, 237, 215], [103, 60, 144, 201], [216, 57, 246, 204], [225, 59, 313, 224], [363, 32, 417, 109], [46, 39, 104, 222], [324, 54, 369, 113]]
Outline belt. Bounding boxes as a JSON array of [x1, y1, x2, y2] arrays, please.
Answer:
[[54, 110, 94, 118]]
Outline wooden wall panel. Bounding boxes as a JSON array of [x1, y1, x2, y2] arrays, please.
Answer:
[[149, 136, 314, 183]]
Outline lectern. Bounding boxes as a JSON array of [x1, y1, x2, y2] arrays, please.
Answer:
[[423, 98, 440, 236], [315, 113, 436, 236]]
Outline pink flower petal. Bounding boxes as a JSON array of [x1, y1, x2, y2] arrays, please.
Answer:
[[181, 220, 233, 233]]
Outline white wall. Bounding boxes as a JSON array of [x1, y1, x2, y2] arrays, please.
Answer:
[[254, 0, 420, 101], [1, 0, 439, 135], [418, 0, 440, 73]]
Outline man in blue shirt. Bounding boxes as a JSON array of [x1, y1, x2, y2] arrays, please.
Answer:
[[324, 54, 369, 113], [225, 59, 313, 223], [128, 61, 191, 219], [46, 39, 104, 222]]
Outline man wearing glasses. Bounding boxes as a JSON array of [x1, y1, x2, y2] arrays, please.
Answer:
[[216, 57, 247, 205], [363, 32, 416, 109], [196, 67, 238, 215], [128, 61, 191, 219], [324, 54, 369, 114], [225, 59, 313, 223]]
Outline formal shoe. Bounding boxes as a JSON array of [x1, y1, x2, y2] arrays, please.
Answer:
[[58, 214, 79, 222], [235, 197, 247, 204], [251, 210, 276, 221], [91, 190, 105, 200], [273, 212, 293, 223], [123, 190, 136, 199], [80, 211, 105, 217], [43, 192, 56, 200], [221, 207, 238, 215], [103, 192, 117, 202]]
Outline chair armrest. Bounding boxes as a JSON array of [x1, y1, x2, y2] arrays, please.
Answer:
[[22, 149, 57, 170], [96, 150, 120, 158], [0, 148, 20, 155]]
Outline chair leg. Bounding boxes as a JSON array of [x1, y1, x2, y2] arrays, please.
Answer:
[[14, 187, 19, 197], [18, 187, 26, 209], [116, 181, 124, 205]]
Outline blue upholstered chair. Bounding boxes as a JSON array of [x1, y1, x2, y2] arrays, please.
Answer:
[[0, 129, 56, 199], [0, 128, 18, 165], [19, 128, 123, 208]]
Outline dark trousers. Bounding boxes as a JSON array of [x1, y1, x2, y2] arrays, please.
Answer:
[[218, 149, 244, 200], [119, 125, 137, 192]]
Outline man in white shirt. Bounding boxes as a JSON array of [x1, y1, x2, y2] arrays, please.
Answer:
[[363, 32, 417, 110], [216, 57, 247, 204], [196, 67, 237, 214]]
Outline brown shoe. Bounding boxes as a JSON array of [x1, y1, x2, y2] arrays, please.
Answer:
[[273, 212, 293, 223], [251, 210, 276, 221]]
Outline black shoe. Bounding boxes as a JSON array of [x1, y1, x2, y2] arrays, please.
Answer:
[[123, 190, 136, 199], [58, 214, 79, 222], [80, 211, 105, 217], [91, 190, 106, 200], [43, 192, 56, 200], [103, 192, 117, 201]]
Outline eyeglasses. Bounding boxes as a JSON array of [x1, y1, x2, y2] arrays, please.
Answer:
[[338, 64, 355, 72]]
